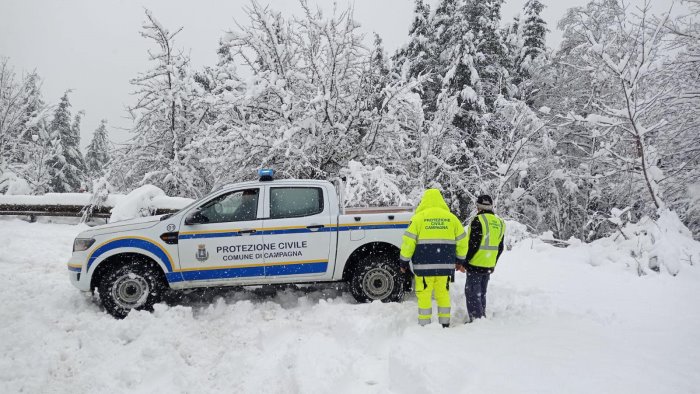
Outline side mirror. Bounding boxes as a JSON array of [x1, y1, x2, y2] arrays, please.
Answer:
[[184, 209, 208, 225]]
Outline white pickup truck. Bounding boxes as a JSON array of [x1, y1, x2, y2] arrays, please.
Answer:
[[67, 171, 413, 318]]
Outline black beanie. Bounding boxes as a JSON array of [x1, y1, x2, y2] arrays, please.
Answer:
[[476, 194, 493, 211]]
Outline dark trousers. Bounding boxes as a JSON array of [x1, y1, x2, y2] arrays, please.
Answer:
[[465, 271, 490, 320]]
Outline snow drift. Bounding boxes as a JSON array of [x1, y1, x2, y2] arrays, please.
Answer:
[[558, 210, 700, 276], [109, 185, 192, 222]]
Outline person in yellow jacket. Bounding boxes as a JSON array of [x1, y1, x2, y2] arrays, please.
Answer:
[[455, 194, 506, 322], [399, 189, 469, 327]]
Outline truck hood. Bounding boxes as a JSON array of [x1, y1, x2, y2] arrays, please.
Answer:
[[79, 216, 165, 237]]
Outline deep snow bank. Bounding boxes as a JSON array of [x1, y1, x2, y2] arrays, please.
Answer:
[[556, 210, 700, 276], [0, 218, 699, 393], [108, 185, 192, 222]]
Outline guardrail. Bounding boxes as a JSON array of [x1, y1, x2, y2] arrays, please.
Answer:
[[0, 203, 179, 219], [0, 203, 112, 218], [0, 193, 190, 221]]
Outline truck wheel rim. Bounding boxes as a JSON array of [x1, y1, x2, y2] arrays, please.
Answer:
[[362, 267, 394, 300], [111, 273, 150, 309]]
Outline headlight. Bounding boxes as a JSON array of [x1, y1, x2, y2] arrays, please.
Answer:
[[73, 238, 95, 252]]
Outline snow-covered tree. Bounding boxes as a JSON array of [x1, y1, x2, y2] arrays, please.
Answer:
[[521, 0, 547, 68], [195, 1, 423, 204], [19, 120, 54, 194], [85, 119, 110, 179], [399, 0, 521, 216], [523, 0, 700, 239], [46, 92, 86, 192], [0, 59, 49, 185], [507, 0, 548, 103], [396, 0, 433, 78], [661, 0, 700, 237], [559, 1, 670, 211], [115, 10, 209, 198]]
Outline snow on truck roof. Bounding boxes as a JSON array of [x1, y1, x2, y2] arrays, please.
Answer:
[[218, 179, 334, 191]]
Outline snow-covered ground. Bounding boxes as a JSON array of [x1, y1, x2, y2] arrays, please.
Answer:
[[1, 218, 699, 394]]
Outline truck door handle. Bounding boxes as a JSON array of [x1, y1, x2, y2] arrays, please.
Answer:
[[306, 224, 325, 231], [239, 229, 257, 235]]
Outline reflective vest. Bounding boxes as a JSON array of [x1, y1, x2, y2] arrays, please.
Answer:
[[400, 189, 469, 276], [468, 213, 505, 268]]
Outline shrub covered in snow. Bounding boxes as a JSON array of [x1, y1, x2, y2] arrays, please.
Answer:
[[339, 161, 411, 207], [81, 177, 114, 222], [576, 210, 700, 276], [504, 219, 530, 249], [109, 185, 169, 222], [0, 171, 31, 195]]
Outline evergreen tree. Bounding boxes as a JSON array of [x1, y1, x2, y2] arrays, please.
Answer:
[[460, 0, 508, 108], [521, 0, 547, 63], [46, 92, 86, 192], [515, 0, 548, 103], [393, 0, 441, 117], [85, 119, 110, 179], [423, 0, 510, 129], [397, 0, 433, 78], [367, 34, 391, 111], [17, 73, 46, 160], [502, 16, 524, 97]]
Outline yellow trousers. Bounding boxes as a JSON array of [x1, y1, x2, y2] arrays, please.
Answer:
[[415, 275, 450, 326]]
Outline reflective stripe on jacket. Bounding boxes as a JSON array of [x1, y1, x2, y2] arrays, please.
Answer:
[[399, 189, 469, 276], [467, 213, 505, 268]]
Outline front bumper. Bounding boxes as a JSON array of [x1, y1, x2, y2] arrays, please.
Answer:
[[67, 252, 91, 292]]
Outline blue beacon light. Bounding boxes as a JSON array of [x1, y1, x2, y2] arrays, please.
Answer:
[[258, 169, 275, 181]]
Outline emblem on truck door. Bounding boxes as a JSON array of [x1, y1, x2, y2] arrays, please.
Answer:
[[195, 244, 209, 262]]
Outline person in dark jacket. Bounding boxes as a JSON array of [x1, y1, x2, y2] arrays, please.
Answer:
[[455, 194, 505, 322]]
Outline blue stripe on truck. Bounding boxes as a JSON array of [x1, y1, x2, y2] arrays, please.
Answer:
[[178, 231, 241, 240], [165, 261, 328, 283]]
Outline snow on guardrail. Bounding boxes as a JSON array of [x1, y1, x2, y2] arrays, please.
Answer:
[[0, 185, 193, 222]]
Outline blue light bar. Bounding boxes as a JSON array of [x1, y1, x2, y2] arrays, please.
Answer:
[[258, 169, 275, 181]]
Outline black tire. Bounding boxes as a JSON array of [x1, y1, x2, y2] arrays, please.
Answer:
[[97, 263, 166, 319], [349, 255, 405, 303]]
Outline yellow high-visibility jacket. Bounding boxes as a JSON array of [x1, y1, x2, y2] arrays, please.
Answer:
[[399, 189, 469, 276], [467, 212, 505, 269]]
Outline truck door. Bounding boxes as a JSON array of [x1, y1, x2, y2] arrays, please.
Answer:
[[177, 187, 264, 283], [262, 186, 332, 279]]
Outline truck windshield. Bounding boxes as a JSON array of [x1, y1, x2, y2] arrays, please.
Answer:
[[200, 188, 260, 223]]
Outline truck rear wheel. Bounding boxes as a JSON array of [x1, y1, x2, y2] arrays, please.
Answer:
[[97, 263, 166, 319], [349, 256, 404, 303]]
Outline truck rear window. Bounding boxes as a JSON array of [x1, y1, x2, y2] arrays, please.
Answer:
[[270, 187, 323, 219]]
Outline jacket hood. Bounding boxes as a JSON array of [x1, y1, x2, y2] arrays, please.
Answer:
[[416, 189, 450, 213]]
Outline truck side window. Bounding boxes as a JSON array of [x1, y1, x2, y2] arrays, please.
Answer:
[[199, 188, 259, 223], [270, 187, 323, 219]]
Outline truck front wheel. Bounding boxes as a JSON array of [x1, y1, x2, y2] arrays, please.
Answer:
[[97, 263, 166, 319], [349, 256, 404, 303]]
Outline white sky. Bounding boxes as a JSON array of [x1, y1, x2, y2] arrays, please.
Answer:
[[0, 0, 675, 148]]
